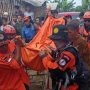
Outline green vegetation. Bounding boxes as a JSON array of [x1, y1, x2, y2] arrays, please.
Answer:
[[47, 0, 89, 12]]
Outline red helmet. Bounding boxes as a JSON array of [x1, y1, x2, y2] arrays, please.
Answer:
[[64, 14, 71, 17], [84, 11, 90, 19], [3, 25, 16, 34], [0, 25, 16, 46], [3, 25, 16, 40]]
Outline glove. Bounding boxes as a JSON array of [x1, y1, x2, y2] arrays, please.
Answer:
[[14, 36, 25, 47], [39, 50, 48, 58]]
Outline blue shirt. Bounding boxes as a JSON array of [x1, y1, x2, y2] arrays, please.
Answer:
[[22, 24, 36, 42]]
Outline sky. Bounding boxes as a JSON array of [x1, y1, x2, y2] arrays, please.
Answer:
[[69, 0, 82, 6], [51, 0, 82, 6]]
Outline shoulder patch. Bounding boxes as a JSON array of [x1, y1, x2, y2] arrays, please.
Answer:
[[58, 54, 71, 68]]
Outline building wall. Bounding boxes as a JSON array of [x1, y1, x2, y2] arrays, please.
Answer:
[[0, 0, 22, 21], [22, 1, 46, 19], [0, 0, 46, 21], [34, 3, 46, 18]]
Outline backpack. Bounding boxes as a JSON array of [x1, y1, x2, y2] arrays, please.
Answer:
[[64, 45, 90, 86]]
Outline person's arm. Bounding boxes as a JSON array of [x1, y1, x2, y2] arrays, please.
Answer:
[[57, 51, 76, 71], [42, 55, 58, 69], [14, 45, 21, 63], [21, 27, 25, 39], [14, 36, 25, 64], [21, 27, 26, 43], [39, 50, 58, 69]]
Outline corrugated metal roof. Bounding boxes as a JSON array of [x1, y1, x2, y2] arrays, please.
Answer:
[[22, 0, 46, 7]]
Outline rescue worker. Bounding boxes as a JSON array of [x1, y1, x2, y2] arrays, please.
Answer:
[[66, 19, 90, 89], [45, 7, 65, 25], [79, 11, 90, 40], [0, 17, 9, 31], [0, 25, 30, 90], [83, 11, 90, 50], [66, 19, 90, 67], [64, 14, 72, 25], [40, 25, 83, 90]]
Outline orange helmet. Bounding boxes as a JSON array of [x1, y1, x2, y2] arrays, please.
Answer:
[[84, 11, 90, 19], [3, 25, 16, 34]]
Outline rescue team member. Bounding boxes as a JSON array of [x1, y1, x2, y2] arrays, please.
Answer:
[[66, 19, 90, 68], [79, 11, 90, 40], [0, 25, 30, 90], [83, 11, 90, 49], [4, 25, 30, 90], [40, 25, 81, 90], [45, 7, 65, 25], [66, 19, 90, 89], [64, 14, 72, 25]]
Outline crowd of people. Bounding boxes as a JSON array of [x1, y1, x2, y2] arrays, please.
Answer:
[[0, 5, 46, 43], [0, 4, 90, 90]]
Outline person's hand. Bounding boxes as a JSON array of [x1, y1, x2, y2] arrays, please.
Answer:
[[39, 50, 48, 58], [14, 36, 25, 47]]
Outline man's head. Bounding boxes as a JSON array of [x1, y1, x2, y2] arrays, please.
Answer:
[[66, 19, 80, 40], [83, 11, 90, 33], [2, 17, 8, 26], [3, 25, 16, 40], [64, 14, 72, 24], [45, 6, 52, 16], [3, 12, 8, 19], [12, 15, 17, 22], [0, 30, 9, 53], [79, 12, 84, 19], [49, 25, 68, 49], [51, 10, 58, 18], [23, 16, 30, 26], [35, 17, 40, 24], [26, 6, 31, 12], [0, 25, 16, 53], [18, 15, 23, 22], [39, 16, 45, 25]]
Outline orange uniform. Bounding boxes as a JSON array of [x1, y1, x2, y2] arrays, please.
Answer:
[[42, 50, 76, 71], [0, 41, 30, 90], [42, 46, 79, 90], [79, 26, 88, 36]]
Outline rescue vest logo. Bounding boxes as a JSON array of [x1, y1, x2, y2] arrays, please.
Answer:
[[53, 28, 59, 34], [58, 54, 71, 68], [59, 59, 66, 66]]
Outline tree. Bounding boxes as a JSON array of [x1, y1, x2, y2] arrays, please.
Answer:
[[74, 4, 88, 12], [82, 0, 90, 10], [47, 0, 75, 12]]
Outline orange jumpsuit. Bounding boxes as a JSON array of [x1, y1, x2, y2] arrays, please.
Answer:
[[42, 49, 78, 90], [0, 41, 30, 90]]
